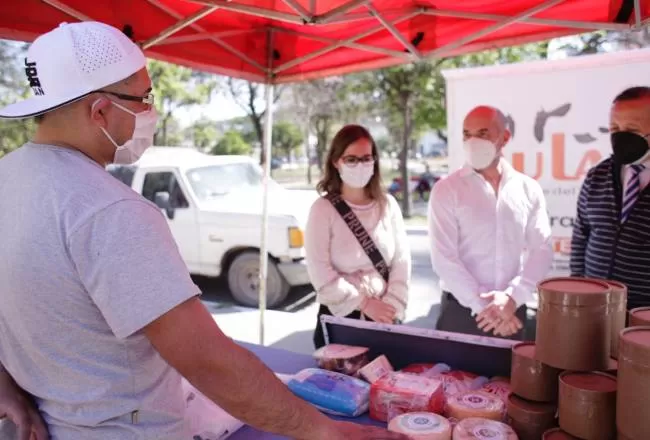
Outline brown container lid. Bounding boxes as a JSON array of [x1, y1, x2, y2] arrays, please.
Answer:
[[507, 394, 556, 424], [542, 428, 580, 439], [629, 307, 650, 326], [604, 280, 627, 304], [619, 326, 650, 361], [560, 371, 617, 393], [513, 341, 536, 358], [538, 277, 610, 306]]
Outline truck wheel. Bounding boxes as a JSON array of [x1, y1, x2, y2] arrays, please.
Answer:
[[227, 252, 290, 308]]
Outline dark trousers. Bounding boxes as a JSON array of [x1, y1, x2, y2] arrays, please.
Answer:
[[436, 292, 528, 341]]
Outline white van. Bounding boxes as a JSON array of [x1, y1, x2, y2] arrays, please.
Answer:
[[107, 147, 316, 308]]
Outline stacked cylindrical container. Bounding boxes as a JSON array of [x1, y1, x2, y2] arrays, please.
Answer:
[[506, 276, 649, 440]]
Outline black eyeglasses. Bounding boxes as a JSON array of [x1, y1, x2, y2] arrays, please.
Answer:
[[98, 91, 155, 106], [341, 155, 375, 166]]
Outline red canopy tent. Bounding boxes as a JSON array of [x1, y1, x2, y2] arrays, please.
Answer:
[[0, 0, 647, 343], [0, 0, 646, 84]]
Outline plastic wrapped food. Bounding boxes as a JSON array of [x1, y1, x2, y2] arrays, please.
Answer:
[[439, 371, 489, 398], [287, 368, 370, 417], [446, 390, 506, 422], [452, 417, 518, 439], [181, 378, 244, 439], [313, 344, 369, 376], [359, 355, 394, 384], [481, 377, 511, 402], [401, 363, 451, 377], [388, 412, 453, 440], [401, 365, 488, 398], [370, 372, 445, 422]]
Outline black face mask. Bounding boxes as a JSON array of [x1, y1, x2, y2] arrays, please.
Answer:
[[611, 131, 650, 165]]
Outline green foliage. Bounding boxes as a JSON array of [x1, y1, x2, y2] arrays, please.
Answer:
[[224, 79, 284, 165], [0, 41, 34, 158], [272, 121, 303, 160], [290, 77, 360, 170], [147, 59, 217, 146], [187, 118, 219, 151], [211, 130, 251, 156]]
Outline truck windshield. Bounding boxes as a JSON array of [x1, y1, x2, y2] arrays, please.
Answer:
[[186, 162, 274, 201]]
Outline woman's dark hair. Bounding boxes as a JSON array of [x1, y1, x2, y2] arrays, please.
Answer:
[[316, 124, 386, 210]]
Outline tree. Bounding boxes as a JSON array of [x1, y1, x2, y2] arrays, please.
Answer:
[[354, 61, 443, 218], [272, 121, 303, 161], [187, 118, 219, 151], [290, 77, 361, 183], [0, 41, 34, 158], [557, 30, 650, 56], [225, 79, 284, 165], [148, 59, 217, 146], [211, 130, 251, 156]]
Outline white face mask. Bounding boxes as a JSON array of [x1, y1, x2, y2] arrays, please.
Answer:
[[339, 162, 374, 189], [463, 137, 498, 170], [94, 99, 158, 165]]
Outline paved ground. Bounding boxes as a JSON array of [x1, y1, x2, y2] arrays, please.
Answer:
[[199, 226, 441, 355]]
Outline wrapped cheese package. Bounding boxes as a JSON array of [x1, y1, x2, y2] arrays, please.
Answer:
[[369, 372, 445, 422], [401, 363, 451, 377], [446, 390, 506, 422], [313, 344, 369, 376], [401, 365, 488, 399], [481, 377, 511, 402], [388, 412, 453, 440], [359, 355, 394, 384], [287, 368, 370, 417], [453, 417, 518, 440], [439, 371, 489, 398]]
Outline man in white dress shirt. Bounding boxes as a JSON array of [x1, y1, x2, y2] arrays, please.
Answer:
[[428, 106, 553, 339]]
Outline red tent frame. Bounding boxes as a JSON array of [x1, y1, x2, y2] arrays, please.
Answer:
[[0, 0, 646, 84], [0, 0, 647, 343]]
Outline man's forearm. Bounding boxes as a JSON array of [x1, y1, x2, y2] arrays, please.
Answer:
[[185, 340, 331, 440], [145, 298, 334, 440]]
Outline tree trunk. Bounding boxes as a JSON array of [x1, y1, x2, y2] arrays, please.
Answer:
[[250, 115, 264, 165], [304, 112, 312, 185], [314, 116, 331, 172], [400, 96, 413, 219], [161, 115, 169, 146]]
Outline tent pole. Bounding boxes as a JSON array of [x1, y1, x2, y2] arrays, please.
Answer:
[[42, 0, 92, 21], [142, 6, 218, 49], [425, 0, 566, 59], [420, 9, 630, 32], [259, 30, 275, 346], [634, 0, 642, 28]]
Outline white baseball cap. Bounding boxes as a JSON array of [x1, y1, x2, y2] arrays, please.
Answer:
[[0, 21, 146, 119]]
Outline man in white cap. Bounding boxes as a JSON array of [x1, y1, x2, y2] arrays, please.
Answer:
[[0, 22, 407, 440]]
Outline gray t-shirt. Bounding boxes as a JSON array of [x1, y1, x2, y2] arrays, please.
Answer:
[[0, 143, 200, 439]]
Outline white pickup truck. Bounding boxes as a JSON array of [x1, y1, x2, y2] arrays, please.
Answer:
[[107, 147, 316, 308]]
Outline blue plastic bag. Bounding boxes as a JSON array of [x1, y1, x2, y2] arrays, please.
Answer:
[[287, 368, 370, 417]]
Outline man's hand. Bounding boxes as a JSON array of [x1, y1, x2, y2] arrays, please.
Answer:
[[493, 315, 524, 337], [362, 298, 396, 324], [320, 421, 411, 440], [476, 291, 518, 335], [0, 370, 49, 440]]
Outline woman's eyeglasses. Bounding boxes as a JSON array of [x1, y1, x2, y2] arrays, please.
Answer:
[[341, 155, 375, 166]]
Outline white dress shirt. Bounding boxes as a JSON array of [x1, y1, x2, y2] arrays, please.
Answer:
[[428, 159, 553, 315]]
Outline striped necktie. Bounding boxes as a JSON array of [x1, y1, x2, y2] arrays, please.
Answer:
[[621, 164, 645, 223]]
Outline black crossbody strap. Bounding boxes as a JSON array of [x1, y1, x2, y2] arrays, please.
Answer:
[[326, 193, 390, 282]]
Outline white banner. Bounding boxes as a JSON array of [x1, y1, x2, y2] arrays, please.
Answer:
[[443, 49, 650, 275]]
